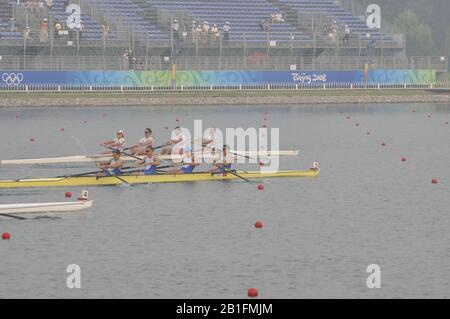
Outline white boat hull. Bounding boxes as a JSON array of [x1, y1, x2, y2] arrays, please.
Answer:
[[0, 150, 299, 165], [0, 200, 93, 215]]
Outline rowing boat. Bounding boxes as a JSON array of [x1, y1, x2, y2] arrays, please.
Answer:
[[0, 150, 299, 165], [0, 169, 319, 188], [0, 200, 93, 214]]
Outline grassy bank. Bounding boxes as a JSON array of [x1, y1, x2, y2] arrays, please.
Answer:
[[0, 89, 440, 100], [0, 89, 448, 107]]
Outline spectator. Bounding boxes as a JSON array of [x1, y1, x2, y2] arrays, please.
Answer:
[[259, 20, 270, 31], [9, 17, 17, 33], [39, 18, 49, 42], [272, 12, 285, 23], [201, 21, 209, 43], [63, 0, 69, 9], [172, 19, 179, 40], [78, 22, 84, 40], [223, 21, 231, 41], [210, 24, 220, 41], [23, 26, 33, 42], [54, 18, 62, 38], [343, 25, 351, 45], [102, 22, 109, 42], [191, 20, 197, 42], [128, 50, 136, 70], [45, 0, 53, 9]]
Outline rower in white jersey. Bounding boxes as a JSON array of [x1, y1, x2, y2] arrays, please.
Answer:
[[208, 144, 235, 174], [201, 127, 221, 151], [160, 126, 186, 156], [166, 145, 199, 174], [128, 128, 155, 156], [100, 130, 126, 154], [97, 149, 125, 176], [131, 146, 161, 175]]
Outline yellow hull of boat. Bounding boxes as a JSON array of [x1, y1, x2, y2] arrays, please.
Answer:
[[0, 170, 319, 188]]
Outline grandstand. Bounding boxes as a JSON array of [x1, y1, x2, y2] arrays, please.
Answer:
[[0, 0, 447, 89]]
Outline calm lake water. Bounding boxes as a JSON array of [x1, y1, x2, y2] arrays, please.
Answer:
[[0, 104, 449, 298]]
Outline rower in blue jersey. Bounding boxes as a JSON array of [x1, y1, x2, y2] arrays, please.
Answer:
[[208, 144, 235, 174], [166, 145, 199, 174], [131, 146, 161, 175], [97, 149, 125, 176]]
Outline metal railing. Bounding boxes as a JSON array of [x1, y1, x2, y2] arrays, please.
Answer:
[[1, 82, 449, 92], [0, 55, 446, 71]]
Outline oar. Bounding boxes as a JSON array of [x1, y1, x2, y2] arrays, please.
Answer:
[[0, 213, 27, 220], [214, 164, 249, 182], [58, 166, 133, 178], [103, 145, 143, 161]]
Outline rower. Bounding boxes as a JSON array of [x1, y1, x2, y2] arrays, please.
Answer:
[[208, 144, 235, 174], [166, 146, 199, 174], [131, 146, 161, 175], [97, 149, 124, 176], [128, 128, 155, 156], [160, 126, 186, 155], [100, 130, 126, 154], [199, 127, 221, 154]]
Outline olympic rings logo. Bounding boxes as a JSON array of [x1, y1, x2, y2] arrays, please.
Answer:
[[2, 73, 24, 86]]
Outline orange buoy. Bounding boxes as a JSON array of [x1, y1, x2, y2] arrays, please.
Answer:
[[247, 288, 258, 298], [2, 232, 11, 240], [255, 221, 263, 229], [65, 192, 72, 198]]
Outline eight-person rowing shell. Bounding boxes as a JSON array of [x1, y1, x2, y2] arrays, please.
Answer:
[[209, 145, 235, 173], [100, 130, 126, 154], [97, 149, 124, 176], [127, 128, 155, 156], [130, 146, 161, 175]]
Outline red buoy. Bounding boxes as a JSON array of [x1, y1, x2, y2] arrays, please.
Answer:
[[255, 221, 263, 229], [445, 121, 449, 125], [432, 178, 438, 184], [355, 123, 360, 127], [2, 232, 11, 240], [247, 288, 258, 298], [401, 157, 407, 162], [346, 116, 350, 119], [259, 161, 265, 166], [176, 118, 180, 122], [257, 184, 264, 191], [65, 192, 72, 198], [366, 132, 371, 135], [60, 128, 65, 132], [427, 114, 431, 118], [30, 138, 35, 142], [381, 142, 386, 147]]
